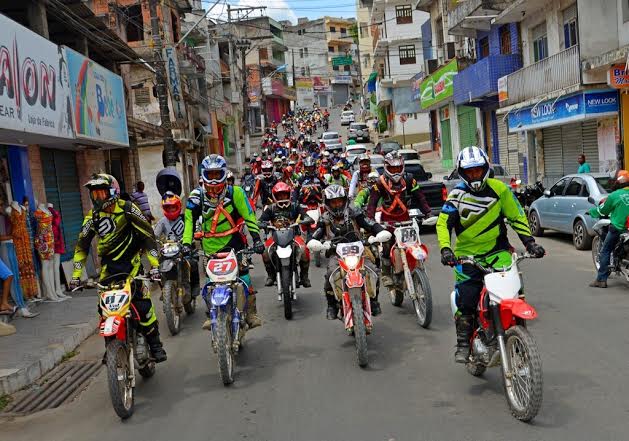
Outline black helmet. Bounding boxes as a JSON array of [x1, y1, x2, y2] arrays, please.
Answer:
[[84, 173, 120, 211]]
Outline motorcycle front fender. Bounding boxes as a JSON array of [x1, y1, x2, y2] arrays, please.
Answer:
[[100, 316, 127, 341], [499, 298, 537, 329], [210, 285, 233, 307]]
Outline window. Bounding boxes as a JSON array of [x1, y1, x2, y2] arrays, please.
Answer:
[[333, 64, 339, 71], [395, 5, 413, 25], [563, 4, 579, 48], [123, 4, 144, 42], [564, 178, 585, 196], [259, 47, 268, 60], [134, 87, 150, 105], [304, 48, 308, 57], [328, 46, 335, 53], [479, 37, 489, 58], [300, 67, 306, 76], [359, 22, 367, 38], [340, 28, 346, 35], [532, 22, 548, 62], [299, 48, 304, 58], [330, 26, 336, 33], [344, 65, 351, 72], [550, 177, 568, 196], [306, 66, 310, 76], [500, 26, 512, 54], [399, 44, 416, 65]]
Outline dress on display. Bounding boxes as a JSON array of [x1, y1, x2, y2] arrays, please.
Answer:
[[50, 207, 65, 255], [0, 214, 26, 308], [34, 209, 55, 261], [10, 208, 38, 298]]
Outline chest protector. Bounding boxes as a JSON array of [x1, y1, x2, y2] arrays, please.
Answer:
[[378, 175, 408, 217]]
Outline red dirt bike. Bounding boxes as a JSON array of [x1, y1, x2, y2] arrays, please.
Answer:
[[452, 253, 543, 421]]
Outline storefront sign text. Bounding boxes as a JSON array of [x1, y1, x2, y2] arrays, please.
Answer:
[[608, 64, 629, 88], [420, 59, 457, 109]]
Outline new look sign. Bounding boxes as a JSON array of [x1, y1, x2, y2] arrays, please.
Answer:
[[508, 90, 618, 133]]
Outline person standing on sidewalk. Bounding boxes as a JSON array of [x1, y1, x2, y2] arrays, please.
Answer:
[[578, 154, 591, 174], [131, 181, 154, 222]]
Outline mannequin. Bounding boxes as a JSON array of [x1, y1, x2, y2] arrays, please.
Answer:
[[48, 203, 69, 299], [6, 201, 39, 300], [34, 204, 63, 302]]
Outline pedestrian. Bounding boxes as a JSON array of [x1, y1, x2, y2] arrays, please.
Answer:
[[577, 154, 591, 173], [130, 181, 154, 221]]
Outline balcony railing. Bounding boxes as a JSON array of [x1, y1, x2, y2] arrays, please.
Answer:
[[504, 45, 580, 106], [453, 53, 522, 105]]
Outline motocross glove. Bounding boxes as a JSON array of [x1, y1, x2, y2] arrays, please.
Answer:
[[526, 241, 545, 258], [181, 244, 193, 257], [440, 247, 457, 267], [69, 278, 81, 291], [149, 267, 161, 282], [253, 239, 265, 254]]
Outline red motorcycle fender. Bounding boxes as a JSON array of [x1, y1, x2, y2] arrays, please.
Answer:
[[264, 237, 275, 248], [499, 298, 537, 329], [345, 268, 364, 288], [99, 316, 125, 339]]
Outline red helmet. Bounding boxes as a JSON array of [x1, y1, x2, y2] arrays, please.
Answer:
[[161, 192, 182, 221], [261, 160, 273, 178], [272, 182, 292, 209]]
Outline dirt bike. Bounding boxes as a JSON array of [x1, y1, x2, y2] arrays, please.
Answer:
[[302, 204, 323, 267], [263, 222, 304, 320], [452, 253, 543, 421], [381, 210, 437, 328], [202, 248, 255, 385], [308, 232, 389, 367], [159, 241, 198, 335], [76, 275, 157, 419], [591, 216, 629, 282]]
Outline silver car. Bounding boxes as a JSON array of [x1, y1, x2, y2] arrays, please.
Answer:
[[528, 173, 612, 250]]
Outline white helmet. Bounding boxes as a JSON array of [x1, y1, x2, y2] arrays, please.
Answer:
[[456, 146, 490, 192]]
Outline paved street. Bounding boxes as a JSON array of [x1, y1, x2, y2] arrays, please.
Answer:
[[2, 226, 629, 440]]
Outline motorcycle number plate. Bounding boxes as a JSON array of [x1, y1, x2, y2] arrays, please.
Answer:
[[395, 226, 419, 246], [337, 241, 364, 258], [101, 291, 129, 312], [207, 257, 238, 276]]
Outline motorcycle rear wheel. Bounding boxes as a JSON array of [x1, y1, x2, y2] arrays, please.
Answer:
[[281, 265, 293, 320], [162, 280, 181, 336], [215, 312, 235, 385], [350, 288, 369, 368], [502, 325, 543, 422], [411, 269, 432, 328], [105, 339, 134, 419], [592, 236, 602, 271]]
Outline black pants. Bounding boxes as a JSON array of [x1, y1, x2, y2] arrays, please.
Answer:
[[454, 264, 484, 316]]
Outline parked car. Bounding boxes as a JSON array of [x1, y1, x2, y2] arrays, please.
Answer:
[[319, 131, 342, 151], [374, 139, 401, 156], [442, 164, 512, 193], [528, 173, 612, 250], [348, 123, 370, 143], [398, 149, 420, 162], [340, 110, 355, 126], [345, 144, 369, 166]]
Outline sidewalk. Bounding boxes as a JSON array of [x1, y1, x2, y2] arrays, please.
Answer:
[[419, 150, 450, 181], [0, 291, 99, 395]]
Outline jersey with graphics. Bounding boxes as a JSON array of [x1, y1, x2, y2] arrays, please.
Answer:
[[436, 178, 533, 257], [589, 187, 629, 231], [154, 215, 185, 241], [72, 200, 159, 279]]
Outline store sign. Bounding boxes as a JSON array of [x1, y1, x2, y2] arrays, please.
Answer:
[[333, 75, 352, 84], [312, 76, 330, 91], [332, 56, 353, 66], [507, 90, 619, 133], [608, 64, 629, 88], [163, 47, 187, 126], [498, 75, 508, 103], [0, 14, 74, 139], [295, 78, 313, 89], [420, 59, 458, 109]]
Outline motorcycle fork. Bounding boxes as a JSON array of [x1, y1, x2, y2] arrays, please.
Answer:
[[126, 320, 136, 387], [491, 302, 513, 385], [398, 247, 416, 300]]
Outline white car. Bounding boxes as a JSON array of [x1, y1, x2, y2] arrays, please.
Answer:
[[345, 144, 369, 166], [398, 149, 420, 163], [319, 131, 343, 151], [340, 111, 355, 126]]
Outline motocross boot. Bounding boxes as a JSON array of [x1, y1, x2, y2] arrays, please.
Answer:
[[264, 260, 275, 287], [144, 323, 167, 363], [299, 259, 311, 288], [380, 258, 394, 287], [326, 293, 339, 320], [370, 291, 382, 316], [246, 294, 262, 328], [454, 314, 474, 364]]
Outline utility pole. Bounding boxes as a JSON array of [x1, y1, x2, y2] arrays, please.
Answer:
[[227, 5, 243, 173], [291, 48, 296, 88], [237, 39, 252, 160], [148, 0, 177, 167]]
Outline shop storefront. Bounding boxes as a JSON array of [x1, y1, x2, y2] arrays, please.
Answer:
[[439, 106, 452, 168], [506, 89, 619, 185]]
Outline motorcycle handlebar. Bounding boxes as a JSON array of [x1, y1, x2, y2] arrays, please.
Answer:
[[456, 253, 537, 273]]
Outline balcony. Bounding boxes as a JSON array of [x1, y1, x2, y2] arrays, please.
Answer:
[[448, 0, 511, 37], [503, 45, 580, 107], [453, 53, 522, 105]]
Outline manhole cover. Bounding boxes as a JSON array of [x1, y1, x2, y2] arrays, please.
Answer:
[[3, 360, 101, 415]]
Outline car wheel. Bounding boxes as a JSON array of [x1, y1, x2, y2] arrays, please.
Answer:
[[529, 210, 544, 237], [573, 219, 592, 250]]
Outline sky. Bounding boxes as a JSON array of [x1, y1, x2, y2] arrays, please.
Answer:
[[203, 0, 359, 25]]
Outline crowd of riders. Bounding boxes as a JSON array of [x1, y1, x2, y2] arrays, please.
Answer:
[[67, 104, 559, 367]]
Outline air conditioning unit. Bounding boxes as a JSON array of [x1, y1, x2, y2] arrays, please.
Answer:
[[446, 42, 456, 60], [425, 59, 439, 74]]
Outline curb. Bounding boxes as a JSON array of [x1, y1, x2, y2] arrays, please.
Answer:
[[0, 315, 100, 395]]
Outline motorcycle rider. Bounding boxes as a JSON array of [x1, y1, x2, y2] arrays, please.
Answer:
[[326, 164, 349, 189], [182, 155, 264, 329], [273, 157, 284, 177], [436, 146, 545, 363], [70, 174, 167, 362], [588, 170, 629, 288], [366, 151, 432, 287], [353, 171, 380, 210], [259, 182, 312, 288], [154, 192, 185, 241], [253, 160, 278, 207], [309, 185, 390, 318], [349, 154, 372, 198]]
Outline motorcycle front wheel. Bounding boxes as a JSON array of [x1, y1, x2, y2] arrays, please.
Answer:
[[502, 325, 543, 422], [281, 265, 293, 320], [215, 312, 235, 385], [411, 268, 432, 328], [105, 339, 134, 419], [349, 288, 368, 368], [162, 280, 181, 336]]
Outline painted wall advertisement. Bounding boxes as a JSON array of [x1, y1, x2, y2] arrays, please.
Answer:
[[420, 59, 458, 110], [411, 72, 425, 101], [64, 47, 128, 146], [0, 14, 74, 139], [498, 75, 508, 103], [312, 76, 330, 91], [163, 47, 187, 127], [507, 90, 619, 133]]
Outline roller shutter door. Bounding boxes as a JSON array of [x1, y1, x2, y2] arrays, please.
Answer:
[[542, 126, 563, 185], [441, 118, 453, 169], [458, 106, 477, 149], [497, 116, 509, 167], [582, 120, 599, 172]]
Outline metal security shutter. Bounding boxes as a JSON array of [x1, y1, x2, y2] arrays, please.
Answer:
[[497, 116, 508, 167], [440, 118, 453, 169], [40, 149, 83, 261], [561, 122, 582, 175], [458, 106, 477, 149], [582, 119, 599, 172], [542, 126, 563, 186], [333, 84, 349, 106]]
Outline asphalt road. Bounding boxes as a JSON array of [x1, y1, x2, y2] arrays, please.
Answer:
[[4, 109, 629, 440]]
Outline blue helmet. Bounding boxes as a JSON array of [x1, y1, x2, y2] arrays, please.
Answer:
[[201, 154, 228, 196], [456, 146, 490, 192]]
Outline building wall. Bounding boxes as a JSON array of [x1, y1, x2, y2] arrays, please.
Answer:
[[357, 1, 374, 85], [137, 146, 186, 219], [576, 0, 618, 60], [617, 0, 629, 48], [384, 40, 425, 79], [380, 4, 429, 40]]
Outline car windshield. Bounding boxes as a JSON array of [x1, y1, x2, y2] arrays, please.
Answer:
[[342, 111, 353, 116], [595, 177, 612, 193], [350, 124, 367, 130], [381, 142, 400, 151], [323, 133, 339, 139], [400, 151, 419, 161], [348, 148, 367, 155]]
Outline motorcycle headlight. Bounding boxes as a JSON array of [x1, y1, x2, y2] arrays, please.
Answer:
[[344, 255, 359, 270]]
